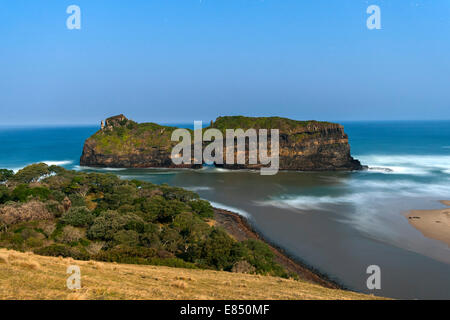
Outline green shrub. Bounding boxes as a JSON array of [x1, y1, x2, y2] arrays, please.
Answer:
[[25, 237, 43, 247], [68, 194, 86, 207], [239, 239, 286, 276], [49, 190, 66, 202], [34, 244, 90, 260], [113, 230, 140, 246], [94, 245, 157, 262], [11, 184, 50, 202], [12, 163, 50, 183], [189, 199, 214, 219], [46, 200, 65, 217], [0, 185, 10, 204], [87, 210, 127, 241], [199, 228, 237, 270], [0, 169, 14, 183], [11, 233, 24, 245], [61, 206, 95, 227]]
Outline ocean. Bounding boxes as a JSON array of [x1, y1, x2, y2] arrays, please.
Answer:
[[1, 121, 449, 299]]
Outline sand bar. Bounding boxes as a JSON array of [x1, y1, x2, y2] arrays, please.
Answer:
[[406, 201, 450, 247]]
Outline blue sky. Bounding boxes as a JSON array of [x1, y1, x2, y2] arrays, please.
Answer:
[[0, 0, 449, 125]]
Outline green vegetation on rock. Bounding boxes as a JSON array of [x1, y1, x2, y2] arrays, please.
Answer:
[[211, 116, 336, 132], [92, 119, 184, 156]]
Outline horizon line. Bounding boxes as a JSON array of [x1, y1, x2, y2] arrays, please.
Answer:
[[1, 118, 450, 128]]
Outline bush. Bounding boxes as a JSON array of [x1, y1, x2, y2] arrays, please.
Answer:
[[189, 199, 214, 219], [12, 163, 50, 183], [49, 190, 66, 202], [113, 230, 140, 246], [239, 239, 285, 276], [200, 228, 237, 270], [0, 169, 14, 183], [160, 227, 182, 252], [68, 194, 86, 207], [140, 223, 161, 248], [60, 226, 84, 243], [94, 246, 157, 263], [34, 244, 90, 260], [148, 196, 188, 223], [0, 185, 10, 204], [25, 237, 44, 247], [87, 210, 127, 241], [46, 200, 65, 217], [231, 260, 256, 274], [11, 185, 50, 202], [61, 206, 95, 227], [85, 242, 104, 255], [94, 246, 196, 268], [0, 200, 52, 226]]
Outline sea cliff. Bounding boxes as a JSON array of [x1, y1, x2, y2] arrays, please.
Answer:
[[80, 115, 363, 171]]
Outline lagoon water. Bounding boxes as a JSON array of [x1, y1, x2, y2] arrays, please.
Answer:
[[1, 121, 450, 299]]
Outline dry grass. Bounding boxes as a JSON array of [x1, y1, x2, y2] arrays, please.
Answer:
[[0, 248, 384, 300]]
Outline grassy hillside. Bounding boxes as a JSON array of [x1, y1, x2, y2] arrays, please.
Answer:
[[0, 248, 382, 300]]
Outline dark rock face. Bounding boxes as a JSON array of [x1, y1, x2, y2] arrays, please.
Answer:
[[80, 115, 364, 171], [81, 140, 196, 169]]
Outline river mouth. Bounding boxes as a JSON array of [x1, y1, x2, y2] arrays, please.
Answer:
[[77, 166, 450, 299]]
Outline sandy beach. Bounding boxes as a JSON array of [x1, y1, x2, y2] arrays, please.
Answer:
[[406, 201, 450, 247]]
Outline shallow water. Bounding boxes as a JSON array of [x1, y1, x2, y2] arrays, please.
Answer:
[[1, 121, 450, 299]]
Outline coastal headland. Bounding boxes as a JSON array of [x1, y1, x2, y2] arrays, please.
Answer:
[[0, 163, 375, 299]]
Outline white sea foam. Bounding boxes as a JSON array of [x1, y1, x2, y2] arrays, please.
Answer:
[[7, 166, 26, 173], [185, 186, 213, 192], [5, 160, 74, 173], [256, 192, 386, 211], [41, 160, 73, 166], [74, 165, 126, 171], [358, 154, 450, 175], [258, 176, 450, 212], [208, 201, 250, 218]]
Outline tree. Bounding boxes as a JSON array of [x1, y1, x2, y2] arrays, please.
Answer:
[[0, 185, 10, 204], [12, 163, 50, 183], [11, 184, 50, 202], [201, 228, 237, 270], [61, 206, 95, 227], [0, 169, 14, 183], [87, 210, 128, 241], [189, 199, 214, 219]]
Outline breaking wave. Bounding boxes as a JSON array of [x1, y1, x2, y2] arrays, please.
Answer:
[[257, 177, 450, 212], [358, 154, 450, 176], [6, 160, 74, 173], [208, 201, 250, 218], [185, 186, 213, 192]]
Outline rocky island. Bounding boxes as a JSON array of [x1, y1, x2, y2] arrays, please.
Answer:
[[80, 114, 363, 171]]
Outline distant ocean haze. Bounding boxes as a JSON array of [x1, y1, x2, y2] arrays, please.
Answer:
[[1, 121, 450, 299]]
